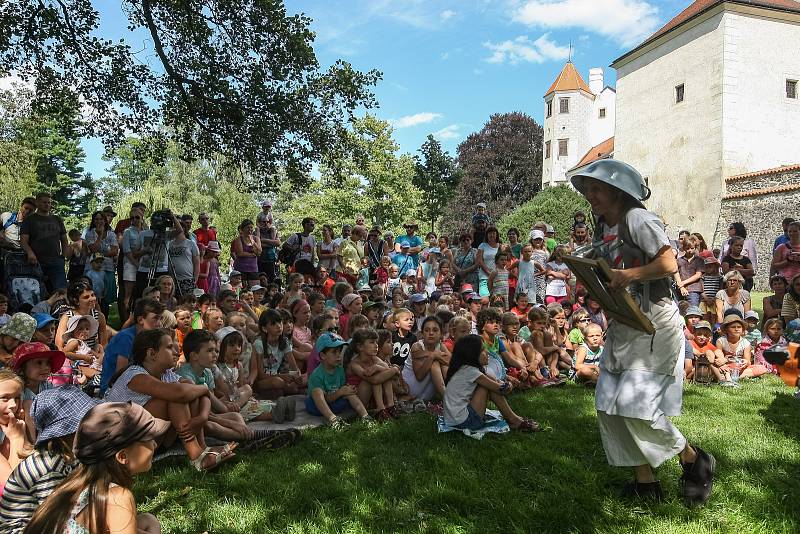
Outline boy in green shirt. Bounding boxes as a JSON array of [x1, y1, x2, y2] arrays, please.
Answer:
[[305, 333, 375, 430]]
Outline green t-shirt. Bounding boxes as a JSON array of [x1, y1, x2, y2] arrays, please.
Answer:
[[568, 328, 584, 346], [518, 326, 531, 342], [307, 364, 345, 395], [176, 363, 216, 391]]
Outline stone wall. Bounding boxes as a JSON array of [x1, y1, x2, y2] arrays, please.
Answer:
[[715, 166, 800, 290]]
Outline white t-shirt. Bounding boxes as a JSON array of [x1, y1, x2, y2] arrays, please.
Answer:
[[545, 261, 568, 296], [477, 242, 499, 281], [443, 365, 483, 426]]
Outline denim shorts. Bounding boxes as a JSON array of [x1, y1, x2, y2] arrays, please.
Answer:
[[305, 395, 350, 416], [453, 405, 485, 431]]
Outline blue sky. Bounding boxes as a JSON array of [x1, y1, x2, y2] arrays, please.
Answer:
[[81, 0, 691, 179]]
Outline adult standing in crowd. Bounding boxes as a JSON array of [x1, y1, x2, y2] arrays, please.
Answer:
[[257, 213, 280, 288], [317, 224, 338, 281], [568, 159, 715, 505], [453, 233, 479, 292], [771, 220, 800, 282], [193, 212, 217, 248], [332, 224, 351, 275], [179, 214, 198, 244], [285, 217, 317, 282], [120, 207, 145, 322], [383, 231, 396, 261], [338, 225, 366, 286], [20, 192, 71, 292], [168, 223, 200, 297], [83, 210, 119, 316], [0, 197, 35, 249], [114, 202, 147, 321], [231, 219, 262, 289], [132, 211, 182, 301], [395, 221, 424, 272], [364, 225, 388, 275]]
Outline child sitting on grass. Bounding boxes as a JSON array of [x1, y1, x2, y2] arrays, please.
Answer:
[[225, 311, 255, 384], [568, 308, 590, 347], [253, 309, 303, 399], [573, 323, 603, 385], [213, 327, 294, 424], [717, 314, 769, 381], [12, 343, 63, 408], [688, 320, 728, 383], [377, 328, 410, 402], [744, 311, 762, 347], [753, 318, 785, 375], [61, 315, 102, 386], [306, 333, 376, 430], [528, 307, 568, 383], [174, 305, 193, 359], [443, 335, 540, 433], [344, 328, 400, 422], [104, 329, 236, 471], [405, 317, 450, 403], [391, 308, 417, 369], [501, 312, 545, 386]]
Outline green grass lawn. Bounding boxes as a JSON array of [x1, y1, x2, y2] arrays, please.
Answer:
[[134, 376, 800, 534]]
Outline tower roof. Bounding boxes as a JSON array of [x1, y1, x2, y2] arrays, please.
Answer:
[[614, 0, 800, 67], [544, 61, 593, 97]]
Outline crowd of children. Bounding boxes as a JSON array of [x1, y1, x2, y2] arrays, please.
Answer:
[[0, 197, 796, 530]]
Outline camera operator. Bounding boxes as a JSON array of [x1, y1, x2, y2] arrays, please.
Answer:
[[168, 219, 200, 297], [131, 209, 183, 301]]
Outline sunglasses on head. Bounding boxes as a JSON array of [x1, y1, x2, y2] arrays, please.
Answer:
[[327, 326, 339, 333]]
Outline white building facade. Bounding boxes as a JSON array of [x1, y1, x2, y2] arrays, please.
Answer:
[[612, 0, 800, 244], [541, 63, 616, 188]]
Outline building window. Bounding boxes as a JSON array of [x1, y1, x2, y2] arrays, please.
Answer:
[[559, 98, 570, 114], [788, 79, 798, 99], [675, 84, 685, 103], [558, 139, 568, 157], [599, 108, 606, 118], [546, 100, 553, 118], [545, 140, 551, 159]]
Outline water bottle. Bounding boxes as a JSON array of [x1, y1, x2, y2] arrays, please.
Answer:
[[730, 367, 740, 383]]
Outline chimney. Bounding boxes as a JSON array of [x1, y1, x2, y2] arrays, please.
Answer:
[[589, 67, 604, 95]]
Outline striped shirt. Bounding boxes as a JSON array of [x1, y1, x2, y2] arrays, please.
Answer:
[[701, 274, 722, 299], [0, 449, 75, 534]]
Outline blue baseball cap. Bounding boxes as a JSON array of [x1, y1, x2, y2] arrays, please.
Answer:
[[410, 293, 428, 304], [315, 332, 348, 353], [32, 313, 57, 330]]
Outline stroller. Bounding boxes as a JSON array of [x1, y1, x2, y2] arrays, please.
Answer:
[[2, 249, 47, 311]]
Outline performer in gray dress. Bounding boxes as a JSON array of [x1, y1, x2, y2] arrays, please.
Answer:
[[567, 159, 715, 505]]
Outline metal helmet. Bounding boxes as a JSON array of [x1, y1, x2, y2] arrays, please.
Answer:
[[567, 159, 651, 207]]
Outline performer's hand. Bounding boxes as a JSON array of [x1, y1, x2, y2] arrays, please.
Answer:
[[607, 268, 635, 290]]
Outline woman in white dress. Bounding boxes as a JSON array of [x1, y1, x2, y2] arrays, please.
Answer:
[[567, 159, 715, 506]]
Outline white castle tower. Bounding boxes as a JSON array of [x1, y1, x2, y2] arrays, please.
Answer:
[[542, 61, 616, 188]]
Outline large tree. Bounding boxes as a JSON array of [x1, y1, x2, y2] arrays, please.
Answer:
[[274, 115, 423, 233], [0, 0, 381, 188], [413, 134, 460, 234], [441, 112, 543, 237]]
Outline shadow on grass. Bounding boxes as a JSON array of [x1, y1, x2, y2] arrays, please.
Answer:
[[134, 382, 800, 533]]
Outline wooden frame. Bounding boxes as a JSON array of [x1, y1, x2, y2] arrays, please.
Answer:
[[563, 255, 655, 334]]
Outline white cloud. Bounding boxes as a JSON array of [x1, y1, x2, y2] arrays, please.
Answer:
[[440, 9, 456, 21], [391, 112, 443, 128], [433, 124, 461, 140], [441, 51, 450, 60], [483, 34, 570, 65], [512, 0, 661, 46]]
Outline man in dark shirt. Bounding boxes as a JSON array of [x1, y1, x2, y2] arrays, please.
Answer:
[[19, 192, 71, 291]]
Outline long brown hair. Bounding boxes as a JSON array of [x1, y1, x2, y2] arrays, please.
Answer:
[[23, 460, 133, 534]]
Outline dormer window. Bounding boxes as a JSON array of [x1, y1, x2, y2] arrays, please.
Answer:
[[559, 98, 570, 114]]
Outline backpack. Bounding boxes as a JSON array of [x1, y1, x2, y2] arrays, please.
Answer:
[[693, 355, 714, 385], [277, 233, 303, 265]]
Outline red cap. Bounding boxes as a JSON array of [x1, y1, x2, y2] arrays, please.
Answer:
[[12, 342, 66, 374]]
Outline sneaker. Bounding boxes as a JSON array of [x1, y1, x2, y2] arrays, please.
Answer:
[[387, 405, 401, 419], [360, 415, 378, 428], [622, 480, 664, 501], [242, 429, 300, 452], [328, 416, 349, 431], [376, 409, 392, 422], [680, 447, 716, 507], [272, 397, 290, 424]]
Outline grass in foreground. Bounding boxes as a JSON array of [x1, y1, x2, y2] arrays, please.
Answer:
[[134, 376, 800, 534]]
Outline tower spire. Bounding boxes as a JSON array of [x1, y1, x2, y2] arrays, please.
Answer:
[[568, 40, 572, 62]]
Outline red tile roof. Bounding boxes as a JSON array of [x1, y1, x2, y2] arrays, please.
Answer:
[[545, 61, 593, 97], [572, 137, 615, 169], [614, 1, 800, 66], [725, 163, 800, 181], [722, 183, 800, 199]]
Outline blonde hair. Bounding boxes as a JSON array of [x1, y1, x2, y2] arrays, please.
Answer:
[[583, 322, 603, 336], [0, 368, 24, 390], [226, 311, 248, 325], [159, 310, 177, 329], [448, 316, 470, 333], [393, 308, 413, 320]]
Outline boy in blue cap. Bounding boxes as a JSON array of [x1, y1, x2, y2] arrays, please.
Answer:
[[306, 333, 375, 430]]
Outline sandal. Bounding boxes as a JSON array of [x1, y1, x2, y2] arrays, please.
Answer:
[[189, 446, 237, 472], [513, 418, 541, 433], [242, 429, 301, 452]]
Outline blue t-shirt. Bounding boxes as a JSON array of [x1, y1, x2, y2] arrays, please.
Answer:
[[99, 326, 137, 394], [395, 235, 424, 270]]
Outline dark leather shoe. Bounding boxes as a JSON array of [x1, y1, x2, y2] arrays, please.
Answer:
[[680, 447, 716, 506]]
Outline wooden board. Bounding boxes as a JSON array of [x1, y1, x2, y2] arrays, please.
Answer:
[[563, 255, 655, 334]]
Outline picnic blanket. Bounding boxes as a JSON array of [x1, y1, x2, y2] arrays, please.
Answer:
[[436, 409, 510, 440]]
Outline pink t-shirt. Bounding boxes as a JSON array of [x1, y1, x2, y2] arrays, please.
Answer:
[[775, 243, 800, 282]]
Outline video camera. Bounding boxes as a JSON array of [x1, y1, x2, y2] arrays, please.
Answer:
[[150, 209, 174, 235]]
